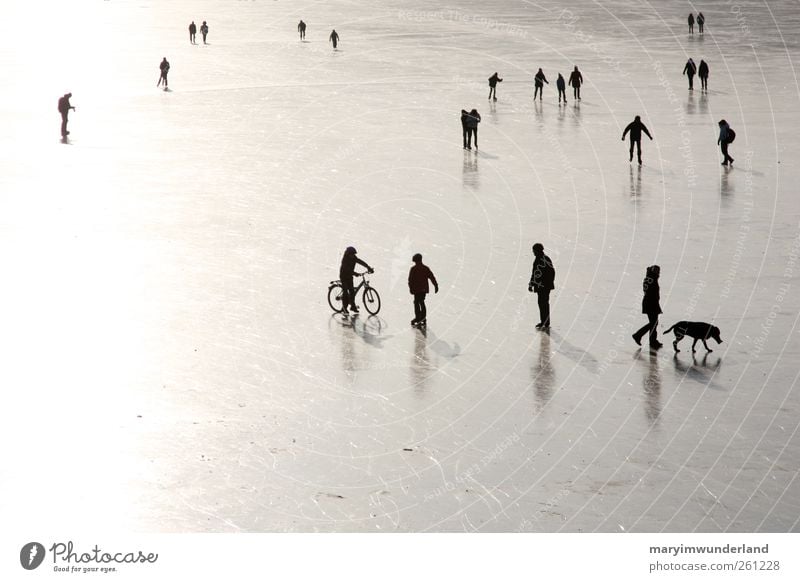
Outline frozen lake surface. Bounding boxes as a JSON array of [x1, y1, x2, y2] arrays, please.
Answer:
[[1, 0, 799, 532]]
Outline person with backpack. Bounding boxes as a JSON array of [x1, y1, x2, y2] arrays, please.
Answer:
[[200, 21, 209, 44], [683, 58, 697, 90], [488, 72, 502, 101], [698, 59, 709, 91], [533, 68, 548, 101], [408, 254, 439, 327], [556, 73, 567, 104], [621, 115, 653, 165], [718, 119, 735, 166], [528, 243, 555, 329], [697, 12, 705, 34], [57, 92, 75, 137], [568, 66, 583, 100]]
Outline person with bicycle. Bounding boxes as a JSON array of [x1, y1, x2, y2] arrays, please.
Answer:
[[340, 246, 373, 315]]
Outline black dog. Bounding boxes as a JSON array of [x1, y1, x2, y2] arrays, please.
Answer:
[[664, 321, 723, 353]]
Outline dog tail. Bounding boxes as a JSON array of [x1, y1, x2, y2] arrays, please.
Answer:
[[663, 323, 677, 335]]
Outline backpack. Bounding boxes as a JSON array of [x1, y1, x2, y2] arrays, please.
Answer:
[[727, 128, 736, 143]]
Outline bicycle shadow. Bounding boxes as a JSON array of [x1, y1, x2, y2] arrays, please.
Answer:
[[332, 314, 391, 349]]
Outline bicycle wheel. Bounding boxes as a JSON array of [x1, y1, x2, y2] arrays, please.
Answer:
[[362, 286, 381, 315], [327, 283, 345, 313]]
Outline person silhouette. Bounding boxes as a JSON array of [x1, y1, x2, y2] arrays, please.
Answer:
[[556, 73, 567, 104], [528, 243, 555, 329], [697, 12, 705, 34], [533, 68, 548, 101], [298, 20, 306, 40], [408, 253, 439, 327], [568, 66, 583, 100], [698, 59, 709, 91], [460, 109, 469, 149], [621, 115, 653, 165], [632, 265, 663, 348], [189, 21, 196, 44], [157, 57, 170, 88], [683, 58, 697, 90], [718, 119, 735, 166], [465, 109, 481, 150], [200, 21, 208, 44], [488, 72, 502, 101], [57, 92, 75, 137], [339, 247, 373, 315], [329, 29, 339, 48], [688, 13, 695, 34]]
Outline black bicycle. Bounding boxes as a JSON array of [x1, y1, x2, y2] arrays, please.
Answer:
[[328, 271, 382, 315]]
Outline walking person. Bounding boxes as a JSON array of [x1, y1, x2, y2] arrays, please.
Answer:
[[528, 243, 555, 329], [329, 29, 339, 49], [200, 21, 208, 44], [698, 59, 709, 91], [632, 265, 663, 348], [57, 92, 75, 137], [568, 65, 583, 100], [189, 21, 196, 44], [556, 73, 567, 104], [697, 12, 705, 34], [683, 58, 697, 90], [460, 109, 469, 149], [408, 254, 439, 327], [488, 72, 502, 101], [533, 68, 548, 101], [688, 13, 695, 34], [157, 57, 170, 89], [621, 115, 653, 165], [298, 20, 306, 40], [718, 119, 735, 166], [339, 247, 374, 316], [465, 108, 481, 150]]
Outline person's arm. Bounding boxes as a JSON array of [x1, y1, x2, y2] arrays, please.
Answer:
[[355, 257, 373, 272], [643, 125, 653, 140], [528, 260, 537, 291], [428, 268, 439, 293], [544, 75, 549, 84], [622, 123, 631, 140]]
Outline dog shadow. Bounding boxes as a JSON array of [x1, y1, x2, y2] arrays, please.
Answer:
[[672, 352, 724, 390]]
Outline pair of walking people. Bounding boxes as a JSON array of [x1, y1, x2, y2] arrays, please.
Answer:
[[188, 21, 208, 44], [683, 58, 709, 90], [460, 109, 481, 150]]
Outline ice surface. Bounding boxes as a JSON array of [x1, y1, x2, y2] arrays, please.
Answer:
[[1, 0, 799, 532]]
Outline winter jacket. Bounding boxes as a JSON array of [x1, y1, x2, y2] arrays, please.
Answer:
[[568, 70, 583, 87], [683, 59, 697, 76], [340, 254, 370, 280], [488, 73, 502, 87], [698, 60, 709, 78], [641, 276, 662, 315], [529, 254, 555, 292], [408, 263, 438, 294], [622, 119, 652, 141], [556, 75, 566, 90], [534, 71, 548, 87], [465, 111, 481, 129]]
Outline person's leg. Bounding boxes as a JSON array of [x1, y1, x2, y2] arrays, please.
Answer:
[[466, 128, 472, 149], [417, 293, 427, 322], [721, 142, 729, 165], [629, 140, 634, 161], [462, 127, 467, 149], [540, 289, 550, 327], [636, 140, 642, 164], [633, 321, 649, 344], [647, 313, 660, 346], [60, 114, 67, 136], [413, 294, 423, 323], [576, 86, 580, 100], [473, 128, 478, 150]]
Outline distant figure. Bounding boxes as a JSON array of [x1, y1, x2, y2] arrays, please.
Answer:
[[621, 115, 653, 165], [688, 13, 695, 34], [189, 21, 197, 44], [465, 109, 481, 150], [528, 243, 555, 329], [698, 59, 709, 91], [533, 68, 548, 100], [329, 29, 339, 49], [632, 265, 663, 348], [683, 58, 697, 90], [488, 72, 502, 101], [460, 109, 469, 149], [408, 253, 439, 327], [697, 12, 705, 34], [298, 20, 306, 40], [200, 21, 208, 44], [568, 66, 583, 100], [157, 57, 170, 88], [339, 246, 373, 315], [57, 92, 75, 137], [718, 119, 735, 166], [556, 73, 567, 104]]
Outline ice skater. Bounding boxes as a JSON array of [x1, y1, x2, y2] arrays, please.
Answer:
[[533, 68, 548, 100], [157, 57, 170, 89], [556, 73, 567, 104], [528, 243, 555, 329], [465, 108, 481, 150], [698, 59, 709, 91], [568, 66, 583, 100], [460, 109, 469, 149], [697, 12, 705, 34], [718, 119, 735, 166], [57, 92, 75, 137], [408, 253, 439, 327], [200, 21, 208, 44], [683, 58, 697, 90], [339, 247, 374, 315], [632, 265, 663, 349], [329, 29, 339, 49], [189, 21, 196, 44], [621, 115, 653, 165], [688, 13, 695, 34], [488, 72, 502, 101], [298, 20, 306, 40]]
